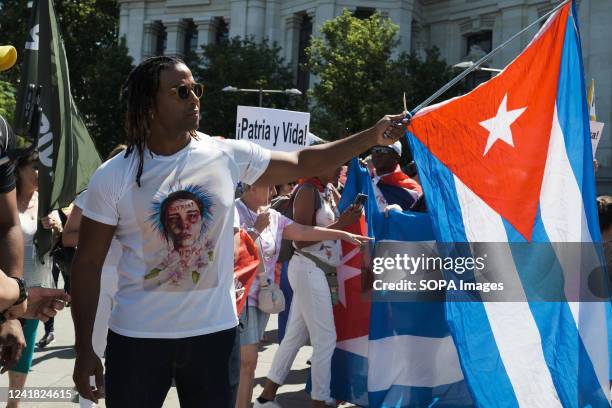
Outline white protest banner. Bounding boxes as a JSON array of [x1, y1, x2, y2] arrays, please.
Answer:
[[590, 121, 605, 159], [235, 106, 310, 152]]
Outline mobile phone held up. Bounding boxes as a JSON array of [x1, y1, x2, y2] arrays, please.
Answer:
[[352, 193, 368, 207]]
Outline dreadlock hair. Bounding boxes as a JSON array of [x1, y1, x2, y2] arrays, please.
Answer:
[[120, 56, 198, 187]]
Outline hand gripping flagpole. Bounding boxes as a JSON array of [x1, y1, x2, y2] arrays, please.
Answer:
[[406, 0, 571, 120]]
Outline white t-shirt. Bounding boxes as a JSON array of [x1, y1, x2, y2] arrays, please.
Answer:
[[83, 134, 271, 338], [75, 191, 122, 273]]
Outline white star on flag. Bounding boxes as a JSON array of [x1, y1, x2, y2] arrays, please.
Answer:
[[479, 94, 527, 156], [337, 246, 362, 306], [337, 265, 360, 307]]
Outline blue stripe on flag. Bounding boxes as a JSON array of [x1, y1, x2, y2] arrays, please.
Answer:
[[330, 348, 369, 406], [504, 214, 609, 407], [340, 159, 473, 407], [556, 5, 600, 242], [369, 382, 473, 408], [554, 5, 611, 403], [408, 134, 520, 407], [405, 135, 467, 244], [369, 302, 449, 340]]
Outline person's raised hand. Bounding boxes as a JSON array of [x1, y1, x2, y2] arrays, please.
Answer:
[[40, 213, 61, 231], [384, 204, 404, 218], [254, 211, 271, 233], [0, 319, 26, 373], [372, 113, 410, 146], [18, 287, 70, 322], [338, 204, 363, 227]]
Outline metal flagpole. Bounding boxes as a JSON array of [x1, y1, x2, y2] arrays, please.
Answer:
[[408, 0, 571, 117]]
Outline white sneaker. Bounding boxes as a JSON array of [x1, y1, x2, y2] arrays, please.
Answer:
[[324, 398, 337, 407], [253, 399, 282, 408]]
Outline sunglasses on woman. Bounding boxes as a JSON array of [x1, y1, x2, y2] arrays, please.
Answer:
[[171, 83, 205, 100]]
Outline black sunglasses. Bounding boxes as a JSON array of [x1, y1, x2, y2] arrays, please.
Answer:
[[171, 83, 205, 100], [371, 147, 394, 154]]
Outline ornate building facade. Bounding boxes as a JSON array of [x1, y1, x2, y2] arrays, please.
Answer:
[[117, 0, 612, 191]]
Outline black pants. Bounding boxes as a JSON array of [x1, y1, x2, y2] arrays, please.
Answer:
[[105, 326, 238, 408]]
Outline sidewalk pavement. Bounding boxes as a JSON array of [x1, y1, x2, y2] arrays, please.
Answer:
[[0, 307, 356, 407]]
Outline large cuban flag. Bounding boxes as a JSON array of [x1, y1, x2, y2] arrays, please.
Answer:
[[407, 1, 611, 406], [332, 159, 473, 407]]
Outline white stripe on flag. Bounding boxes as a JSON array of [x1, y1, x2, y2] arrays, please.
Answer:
[[367, 334, 463, 391], [336, 335, 368, 358], [539, 106, 610, 398], [454, 176, 562, 407]]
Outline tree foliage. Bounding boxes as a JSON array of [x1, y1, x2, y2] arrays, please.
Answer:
[[0, 0, 133, 157], [0, 80, 16, 124], [306, 10, 459, 140], [190, 36, 305, 138], [80, 38, 133, 156]]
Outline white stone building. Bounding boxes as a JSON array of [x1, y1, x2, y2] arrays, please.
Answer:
[[117, 0, 612, 191]]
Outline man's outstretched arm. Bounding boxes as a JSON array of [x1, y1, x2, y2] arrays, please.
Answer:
[[254, 114, 407, 187]]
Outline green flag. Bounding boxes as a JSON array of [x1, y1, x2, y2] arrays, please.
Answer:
[[15, 0, 101, 259]]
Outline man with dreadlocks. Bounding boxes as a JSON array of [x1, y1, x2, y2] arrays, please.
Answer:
[[71, 55, 405, 407]]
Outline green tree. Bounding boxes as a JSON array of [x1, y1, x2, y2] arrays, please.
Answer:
[[190, 36, 305, 138], [0, 0, 31, 85], [0, 0, 133, 157], [0, 80, 16, 123], [306, 10, 458, 140], [388, 48, 459, 114], [80, 38, 133, 156]]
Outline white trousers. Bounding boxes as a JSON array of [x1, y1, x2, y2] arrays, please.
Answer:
[[80, 270, 118, 408], [267, 254, 336, 402]]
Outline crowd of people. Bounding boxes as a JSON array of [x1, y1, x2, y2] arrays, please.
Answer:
[[1, 45, 611, 408], [61, 55, 407, 408]]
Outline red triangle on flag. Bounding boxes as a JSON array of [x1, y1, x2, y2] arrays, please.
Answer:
[[408, 4, 570, 240]]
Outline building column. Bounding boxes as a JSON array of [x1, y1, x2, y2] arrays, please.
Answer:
[[284, 15, 302, 79], [164, 19, 187, 58], [119, 1, 145, 63], [229, 0, 247, 39], [246, 0, 265, 42], [314, 0, 335, 37], [388, 0, 414, 56], [304, 9, 317, 89], [411, 20, 426, 61], [142, 21, 159, 59], [119, 6, 129, 40], [579, 0, 612, 175], [265, 0, 281, 42], [194, 17, 215, 56], [498, 5, 526, 67]]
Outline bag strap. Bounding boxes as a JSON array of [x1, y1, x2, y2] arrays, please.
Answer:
[[255, 243, 268, 286], [294, 249, 336, 277]]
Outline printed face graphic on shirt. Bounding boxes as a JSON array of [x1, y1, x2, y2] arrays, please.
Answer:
[[165, 198, 202, 249], [144, 184, 216, 291]]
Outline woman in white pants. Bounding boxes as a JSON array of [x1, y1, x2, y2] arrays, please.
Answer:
[[235, 183, 368, 408], [255, 167, 362, 408], [63, 145, 125, 408]]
